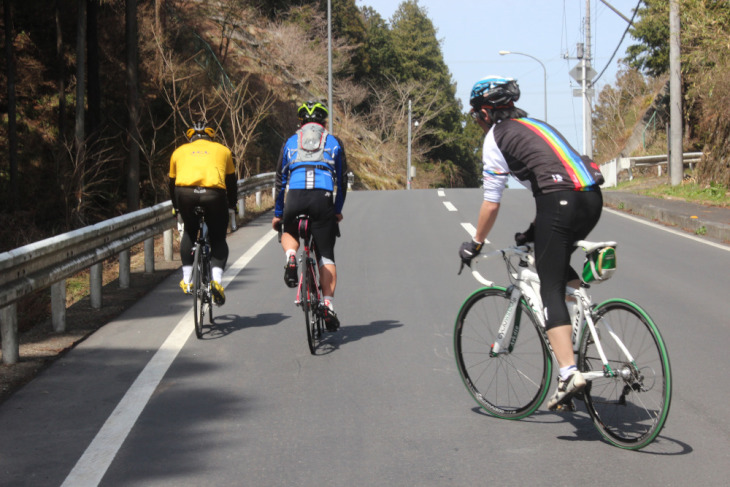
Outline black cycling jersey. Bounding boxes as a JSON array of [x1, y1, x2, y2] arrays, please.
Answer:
[[483, 118, 604, 200]]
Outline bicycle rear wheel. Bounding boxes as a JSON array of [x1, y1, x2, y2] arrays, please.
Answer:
[[454, 287, 552, 419], [302, 257, 319, 354], [578, 299, 672, 450], [192, 246, 204, 339], [202, 252, 214, 326]]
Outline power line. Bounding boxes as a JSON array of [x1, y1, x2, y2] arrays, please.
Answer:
[[593, 0, 641, 83]]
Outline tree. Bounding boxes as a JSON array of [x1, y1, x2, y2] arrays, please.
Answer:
[[55, 0, 67, 163], [388, 1, 472, 183], [74, 0, 87, 220], [87, 0, 101, 138], [360, 6, 397, 84], [325, 0, 369, 79], [3, 0, 19, 210], [126, 0, 140, 211]]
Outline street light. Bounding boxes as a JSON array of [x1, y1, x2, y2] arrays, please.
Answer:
[[407, 100, 412, 190], [407, 100, 420, 190], [498, 50, 547, 122]]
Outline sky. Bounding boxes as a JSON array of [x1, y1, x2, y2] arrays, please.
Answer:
[[355, 0, 642, 153]]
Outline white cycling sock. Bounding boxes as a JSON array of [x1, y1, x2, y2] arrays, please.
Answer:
[[212, 267, 223, 283], [182, 266, 192, 283], [560, 365, 578, 381], [323, 296, 335, 311], [285, 249, 296, 260]]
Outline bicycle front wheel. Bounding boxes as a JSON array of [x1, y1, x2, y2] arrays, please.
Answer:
[[578, 299, 672, 450], [454, 287, 552, 419], [192, 246, 204, 339]]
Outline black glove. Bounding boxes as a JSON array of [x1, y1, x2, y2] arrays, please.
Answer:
[[459, 239, 483, 267], [514, 223, 535, 246]]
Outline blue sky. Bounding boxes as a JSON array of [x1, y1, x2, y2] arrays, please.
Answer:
[[356, 0, 641, 153]]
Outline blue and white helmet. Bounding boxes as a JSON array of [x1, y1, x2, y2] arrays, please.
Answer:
[[469, 76, 520, 110]]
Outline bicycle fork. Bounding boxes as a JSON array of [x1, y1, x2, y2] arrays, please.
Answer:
[[490, 286, 524, 356]]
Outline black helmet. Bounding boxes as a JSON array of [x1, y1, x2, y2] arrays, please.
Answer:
[[469, 76, 521, 110], [185, 121, 216, 141], [297, 101, 329, 125]]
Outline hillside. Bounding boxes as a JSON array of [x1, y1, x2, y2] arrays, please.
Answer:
[[0, 1, 478, 253]]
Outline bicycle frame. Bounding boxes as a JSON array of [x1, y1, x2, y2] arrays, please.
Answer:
[[472, 244, 631, 380], [294, 218, 322, 308]]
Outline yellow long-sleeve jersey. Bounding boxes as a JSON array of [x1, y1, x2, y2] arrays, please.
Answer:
[[169, 139, 234, 189]]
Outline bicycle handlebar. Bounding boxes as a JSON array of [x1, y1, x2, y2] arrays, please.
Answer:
[[458, 244, 533, 286]]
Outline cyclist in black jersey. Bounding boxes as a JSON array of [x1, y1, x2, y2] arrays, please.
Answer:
[[458, 76, 605, 411]]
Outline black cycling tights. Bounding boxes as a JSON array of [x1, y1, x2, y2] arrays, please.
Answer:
[[533, 189, 603, 330], [175, 186, 229, 270]]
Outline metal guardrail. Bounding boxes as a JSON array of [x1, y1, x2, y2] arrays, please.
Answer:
[[600, 153, 702, 188], [0, 172, 276, 364]]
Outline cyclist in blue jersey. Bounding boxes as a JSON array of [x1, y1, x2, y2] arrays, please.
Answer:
[[271, 101, 347, 331], [458, 76, 606, 411]]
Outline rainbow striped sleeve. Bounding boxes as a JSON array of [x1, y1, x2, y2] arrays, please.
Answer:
[[514, 118, 596, 190]]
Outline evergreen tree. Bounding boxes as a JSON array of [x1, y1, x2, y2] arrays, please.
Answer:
[[388, 1, 475, 184], [360, 6, 397, 82]]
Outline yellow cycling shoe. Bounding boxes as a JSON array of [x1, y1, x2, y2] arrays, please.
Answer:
[[211, 280, 225, 306], [180, 280, 192, 294]]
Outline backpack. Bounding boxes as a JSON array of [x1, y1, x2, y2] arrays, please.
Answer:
[[293, 123, 328, 164]]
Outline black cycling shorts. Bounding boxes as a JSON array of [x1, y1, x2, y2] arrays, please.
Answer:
[[175, 186, 229, 269], [283, 189, 337, 263], [533, 189, 603, 330]]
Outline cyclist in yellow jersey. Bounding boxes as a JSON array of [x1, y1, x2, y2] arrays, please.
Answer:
[[169, 121, 237, 305]]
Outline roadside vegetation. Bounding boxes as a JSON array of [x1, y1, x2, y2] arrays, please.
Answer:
[[614, 177, 729, 207], [1, 0, 729, 335]]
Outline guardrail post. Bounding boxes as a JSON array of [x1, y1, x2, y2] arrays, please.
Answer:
[[90, 263, 103, 309], [237, 197, 244, 220], [272, 187, 275, 201], [163, 229, 173, 261], [51, 280, 67, 332], [144, 237, 154, 274], [1, 303, 19, 364], [256, 191, 262, 208], [119, 249, 131, 288]]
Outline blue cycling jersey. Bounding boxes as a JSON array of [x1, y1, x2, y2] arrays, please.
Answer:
[[274, 123, 347, 217]]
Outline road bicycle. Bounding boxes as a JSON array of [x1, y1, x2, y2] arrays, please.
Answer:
[[295, 215, 330, 354], [278, 215, 327, 354], [191, 206, 214, 339], [454, 240, 672, 450]]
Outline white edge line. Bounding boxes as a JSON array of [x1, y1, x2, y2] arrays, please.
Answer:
[[604, 207, 730, 252], [61, 229, 278, 487]]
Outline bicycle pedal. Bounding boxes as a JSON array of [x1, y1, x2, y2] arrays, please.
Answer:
[[554, 399, 577, 413]]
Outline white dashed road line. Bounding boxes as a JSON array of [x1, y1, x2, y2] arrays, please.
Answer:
[[443, 201, 457, 212]]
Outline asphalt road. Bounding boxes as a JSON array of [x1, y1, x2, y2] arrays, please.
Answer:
[[1, 189, 729, 486]]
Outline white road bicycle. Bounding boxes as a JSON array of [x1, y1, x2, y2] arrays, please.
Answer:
[[454, 241, 672, 450]]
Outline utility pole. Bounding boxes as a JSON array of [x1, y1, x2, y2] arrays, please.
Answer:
[[583, 0, 593, 158], [327, 0, 333, 132], [669, 0, 682, 186], [569, 0, 596, 157]]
